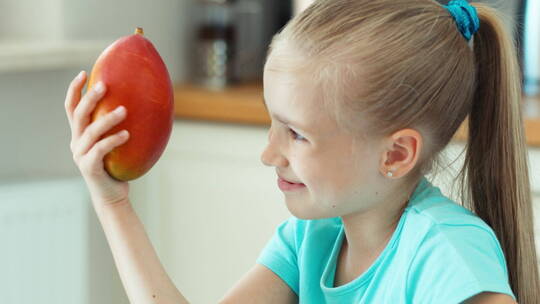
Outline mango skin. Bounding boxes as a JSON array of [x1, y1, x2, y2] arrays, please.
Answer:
[[88, 31, 174, 181]]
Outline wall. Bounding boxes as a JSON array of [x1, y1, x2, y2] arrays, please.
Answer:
[[0, 1, 196, 303], [0, 0, 194, 184]]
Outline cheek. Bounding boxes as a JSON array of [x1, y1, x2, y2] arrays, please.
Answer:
[[296, 156, 345, 189], [321, 154, 358, 188], [286, 152, 315, 185], [308, 156, 365, 200]]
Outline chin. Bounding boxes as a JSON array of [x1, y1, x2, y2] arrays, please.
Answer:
[[284, 200, 335, 220]]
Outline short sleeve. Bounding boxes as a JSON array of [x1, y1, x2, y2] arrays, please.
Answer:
[[406, 224, 516, 304], [256, 217, 300, 296]]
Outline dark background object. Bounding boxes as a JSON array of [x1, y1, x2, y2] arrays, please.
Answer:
[[516, 0, 526, 87], [520, 0, 540, 97], [192, 0, 292, 90], [194, 1, 236, 90]]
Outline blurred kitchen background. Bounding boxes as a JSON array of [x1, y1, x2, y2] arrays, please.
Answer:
[[0, 0, 539, 303]]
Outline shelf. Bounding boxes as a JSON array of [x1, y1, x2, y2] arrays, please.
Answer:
[[0, 40, 110, 73], [174, 81, 268, 126], [173, 82, 540, 147]]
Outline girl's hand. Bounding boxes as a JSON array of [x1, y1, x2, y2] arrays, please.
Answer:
[[65, 71, 131, 209]]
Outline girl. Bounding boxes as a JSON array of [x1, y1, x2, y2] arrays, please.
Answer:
[[64, 0, 538, 303]]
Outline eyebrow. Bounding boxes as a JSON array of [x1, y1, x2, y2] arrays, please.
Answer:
[[262, 97, 311, 134]]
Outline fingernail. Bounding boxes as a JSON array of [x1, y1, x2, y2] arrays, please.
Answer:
[[77, 70, 85, 80], [95, 82, 105, 93], [114, 106, 125, 114]]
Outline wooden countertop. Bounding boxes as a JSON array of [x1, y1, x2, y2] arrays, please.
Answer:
[[174, 81, 540, 147]]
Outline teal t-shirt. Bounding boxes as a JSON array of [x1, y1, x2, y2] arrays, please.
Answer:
[[256, 176, 516, 303]]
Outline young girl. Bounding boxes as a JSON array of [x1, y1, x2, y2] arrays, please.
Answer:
[[64, 0, 538, 303]]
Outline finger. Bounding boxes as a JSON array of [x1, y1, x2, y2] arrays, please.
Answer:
[[75, 105, 127, 157], [81, 129, 130, 176], [65, 71, 87, 126], [72, 81, 107, 139]]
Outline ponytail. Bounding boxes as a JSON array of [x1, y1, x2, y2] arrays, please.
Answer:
[[458, 4, 540, 302]]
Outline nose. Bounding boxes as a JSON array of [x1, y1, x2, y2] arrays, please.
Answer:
[[260, 127, 289, 168]]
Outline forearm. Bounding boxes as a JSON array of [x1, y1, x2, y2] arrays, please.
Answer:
[[94, 199, 189, 304]]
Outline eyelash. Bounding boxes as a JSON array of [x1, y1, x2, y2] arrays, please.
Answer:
[[289, 128, 307, 142]]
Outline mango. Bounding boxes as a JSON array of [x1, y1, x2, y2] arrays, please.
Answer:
[[88, 27, 174, 181]]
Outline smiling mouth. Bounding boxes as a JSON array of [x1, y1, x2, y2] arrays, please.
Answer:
[[286, 180, 302, 185], [278, 177, 307, 191], [278, 175, 303, 184]]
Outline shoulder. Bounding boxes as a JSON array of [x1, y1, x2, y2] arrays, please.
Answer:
[[405, 179, 503, 257], [404, 220, 515, 303], [416, 206, 507, 265], [406, 188, 510, 275], [407, 205, 513, 303], [403, 196, 515, 303], [405, 178, 498, 242], [406, 215, 510, 281]]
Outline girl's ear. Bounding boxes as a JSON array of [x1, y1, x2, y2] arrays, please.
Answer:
[[379, 128, 422, 179]]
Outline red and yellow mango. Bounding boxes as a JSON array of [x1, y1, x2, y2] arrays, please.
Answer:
[[88, 27, 174, 181]]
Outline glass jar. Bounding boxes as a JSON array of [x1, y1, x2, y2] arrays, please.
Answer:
[[194, 1, 236, 90]]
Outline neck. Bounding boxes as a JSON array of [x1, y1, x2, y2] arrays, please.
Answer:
[[339, 192, 410, 272]]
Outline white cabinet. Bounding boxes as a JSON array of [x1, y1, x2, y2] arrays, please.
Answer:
[[530, 148, 540, 267], [534, 194, 540, 266], [130, 121, 540, 303], [130, 120, 291, 304]]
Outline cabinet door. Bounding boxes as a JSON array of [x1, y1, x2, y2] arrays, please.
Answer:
[[130, 120, 291, 304], [528, 148, 540, 266], [529, 148, 540, 194], [533, 193, 540, 266]]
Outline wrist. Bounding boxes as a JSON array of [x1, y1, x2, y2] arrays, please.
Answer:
[[93, 197, 132, 217]]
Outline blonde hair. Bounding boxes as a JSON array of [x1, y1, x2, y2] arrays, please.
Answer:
[[265, 0, 539, 302]]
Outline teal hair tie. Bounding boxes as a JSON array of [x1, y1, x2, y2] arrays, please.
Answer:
[[444, 0, 480, 41]]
